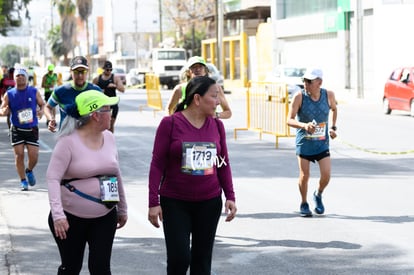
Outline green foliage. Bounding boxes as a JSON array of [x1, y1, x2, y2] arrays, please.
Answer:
[[47, 25, 67, 59], [178, 29, 206, 57], [23, 59, 38, 67], [0, 44, 23, 66], [0, 0, 32, 36]]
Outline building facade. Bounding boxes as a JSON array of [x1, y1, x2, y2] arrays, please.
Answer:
[[216, 0, 414, 100]]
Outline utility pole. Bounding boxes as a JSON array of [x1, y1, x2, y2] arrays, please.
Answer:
[[356, 0, 364, 98], [134, 0, 139, 68], [159, 0, 163, 44], [216, 0, 223, 72]]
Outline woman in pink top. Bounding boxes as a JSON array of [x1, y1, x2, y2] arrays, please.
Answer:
[[148, 76, 237, 275], [47, 90, 128, 275]]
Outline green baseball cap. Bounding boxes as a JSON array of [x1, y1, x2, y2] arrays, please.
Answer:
[[75, 90, 119, 116]]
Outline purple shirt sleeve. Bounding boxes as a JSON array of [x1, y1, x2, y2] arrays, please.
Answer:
[[216, 118, 236, 202], [148, 116, 172, 207]]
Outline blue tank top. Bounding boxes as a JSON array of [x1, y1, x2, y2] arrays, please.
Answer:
[[295, 88, 330, 156], [8, 86, 39, 128]]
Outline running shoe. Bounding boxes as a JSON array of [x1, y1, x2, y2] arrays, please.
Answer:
[[21, 180, 29, 191], [25, 169, 36, 186], [313, 191, 325, 214], [300, 202, 312, 217]]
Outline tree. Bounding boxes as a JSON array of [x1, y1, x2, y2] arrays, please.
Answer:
[[0, 44, 24, 66], [47, 25, 67, 62], [53, 0, 77, 65], [180, 30, 205, 57], [76, 0, 92, 66], [162, 0, 214, 55], [0, 0, 32, 36]]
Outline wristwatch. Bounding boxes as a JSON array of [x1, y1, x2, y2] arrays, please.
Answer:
[[331, 126, 337, 131]]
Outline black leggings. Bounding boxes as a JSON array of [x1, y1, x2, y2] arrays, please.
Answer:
[[160, 196, 222, 275], [48, 209, 117, 275]]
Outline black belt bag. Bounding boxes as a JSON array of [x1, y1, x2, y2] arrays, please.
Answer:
[[60, 176, 118, 209]]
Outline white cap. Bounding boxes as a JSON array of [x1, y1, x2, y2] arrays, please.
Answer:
[[303, 68, 323, 80]]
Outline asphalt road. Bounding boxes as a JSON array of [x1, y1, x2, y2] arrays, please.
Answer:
[[1, 88, 414, 275]]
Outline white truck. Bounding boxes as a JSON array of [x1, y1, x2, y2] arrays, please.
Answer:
[[147, 48, 187, 89]]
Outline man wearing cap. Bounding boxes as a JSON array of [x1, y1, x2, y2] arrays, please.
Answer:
[[92, 60, 125, 133], [165, 56, 232, 119], [42, 64, 60, 127], [0, 68, 45, 191], [287, 68, 338, 217], [44, 56, 101, 132]]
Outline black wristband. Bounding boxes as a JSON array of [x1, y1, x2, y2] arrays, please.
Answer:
[[331, 126, 337, 131]]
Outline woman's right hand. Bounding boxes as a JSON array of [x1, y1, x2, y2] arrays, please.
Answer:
[[148, 206, 163, 228], [54, 218, 69, 240]]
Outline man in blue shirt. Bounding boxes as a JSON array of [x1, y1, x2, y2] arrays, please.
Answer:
[[44, 56, 101, 132], [0, 68, 45, 190]]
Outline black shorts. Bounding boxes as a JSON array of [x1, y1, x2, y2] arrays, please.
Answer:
[[111, 104, 119, 119], [10, 126, 39, 147], [44, 91, 52, 102], [299, 150, 330, 163]]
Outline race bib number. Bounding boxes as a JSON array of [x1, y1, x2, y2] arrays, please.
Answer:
[[306, 122, 326, 140], [99, 176, 120, 202], [18, 108, 33, 124], [181, 142, 217, 176]]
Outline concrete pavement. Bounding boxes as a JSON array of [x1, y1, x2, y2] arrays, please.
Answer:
[[1, 87, 414, 274]]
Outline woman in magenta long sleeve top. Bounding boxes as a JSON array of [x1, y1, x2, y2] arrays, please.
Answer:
[[148, 76, 237, 275]]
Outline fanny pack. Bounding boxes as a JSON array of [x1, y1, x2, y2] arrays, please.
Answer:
[[61, 175, 118, 209]]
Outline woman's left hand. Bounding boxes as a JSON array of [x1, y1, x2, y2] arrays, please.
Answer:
[[224, 200, 237, 222], [117, 214, 128, 229]]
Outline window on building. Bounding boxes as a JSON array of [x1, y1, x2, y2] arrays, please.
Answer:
[[277, 0, 337, 19]]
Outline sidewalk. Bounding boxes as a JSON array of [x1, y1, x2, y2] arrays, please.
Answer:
[[0, 199, 17, 275]]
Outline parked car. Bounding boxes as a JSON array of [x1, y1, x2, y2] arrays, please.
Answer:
[[126, 68, 144, 86], [383, 67, 414, 116], [112, 67, 126, 85], [265, 66, 306, 99], [206, 63, 229, 93]]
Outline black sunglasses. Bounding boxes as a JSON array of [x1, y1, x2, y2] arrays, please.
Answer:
[[302, 78, 317, 84]]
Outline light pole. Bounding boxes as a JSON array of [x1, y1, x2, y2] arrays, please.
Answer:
[[134, 0, 139, 68], [159, 0, 163, 43], [356, 0, 364, 98], [216, 0, 223, 72]]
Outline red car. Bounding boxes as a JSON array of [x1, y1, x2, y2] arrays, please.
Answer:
[[383, 67, 414, 116]]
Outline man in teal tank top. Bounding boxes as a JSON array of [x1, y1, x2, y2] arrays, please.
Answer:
[[287, 68, 338, 217]]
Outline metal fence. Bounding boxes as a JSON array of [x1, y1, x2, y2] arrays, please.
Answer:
[[140, 73, 163, 116], [234, 81, 294, 148]]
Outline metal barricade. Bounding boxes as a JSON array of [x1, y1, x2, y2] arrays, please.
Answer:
[[234, 81, 294, 148], [139, 73, 163, 116]]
